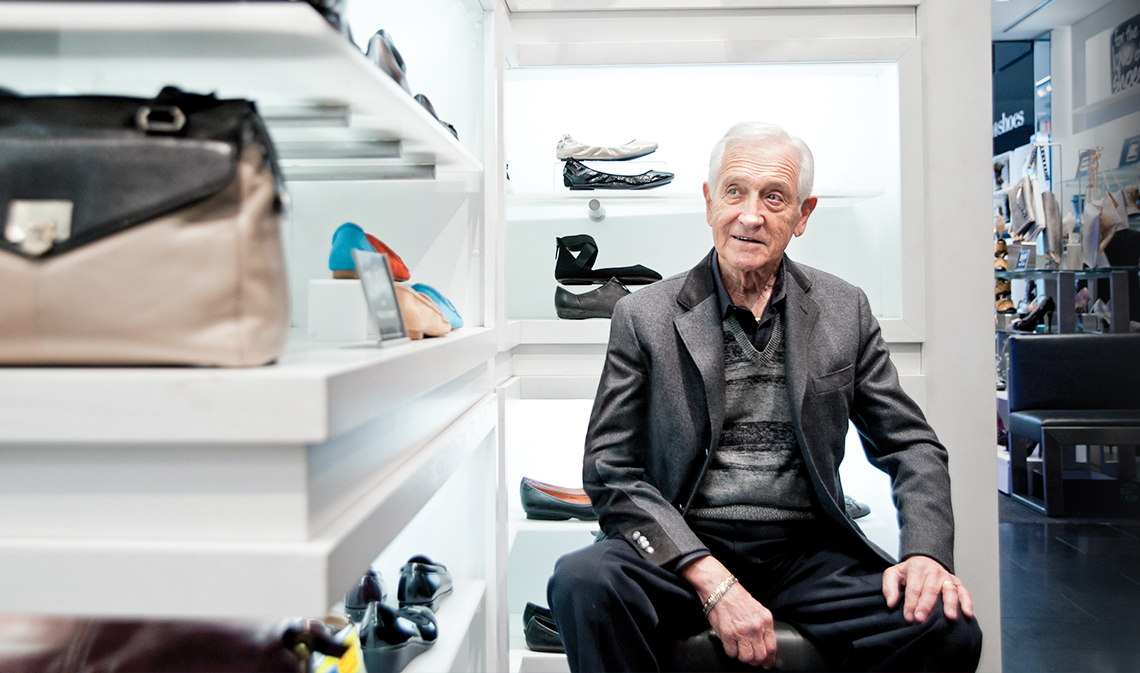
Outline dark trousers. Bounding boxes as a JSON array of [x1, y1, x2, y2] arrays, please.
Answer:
[[547, 519, 982, 672]]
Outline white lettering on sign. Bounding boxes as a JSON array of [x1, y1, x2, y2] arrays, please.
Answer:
[[993, 110, 1026, 138]]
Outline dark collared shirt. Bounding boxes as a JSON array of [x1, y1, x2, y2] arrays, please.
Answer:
[[711, 251, 786, 352]]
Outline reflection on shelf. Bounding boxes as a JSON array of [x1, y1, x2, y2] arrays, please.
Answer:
[[995, 266, 1137, 280]]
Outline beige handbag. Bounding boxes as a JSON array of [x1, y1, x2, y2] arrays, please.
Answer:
[[0, 88, 289, 367]]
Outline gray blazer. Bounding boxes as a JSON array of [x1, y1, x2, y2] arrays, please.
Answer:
[[583, 251, 955, 572]]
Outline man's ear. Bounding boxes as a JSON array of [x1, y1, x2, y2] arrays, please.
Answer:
[[703, 182, 714, 225], [794, 196, 817, 237]]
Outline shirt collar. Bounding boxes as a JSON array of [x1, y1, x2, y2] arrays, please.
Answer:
[[710, 250, 786, 320]]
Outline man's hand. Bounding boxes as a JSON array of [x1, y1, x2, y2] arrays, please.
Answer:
[[681, 556, 777, 669], [882, 555, 973, 623]]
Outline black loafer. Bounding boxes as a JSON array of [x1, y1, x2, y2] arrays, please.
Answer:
[[844, 495, 871, 520], [524, 613, 565, 653], [520, 477, 598, 521], [523, 601, 553, 627], [344, 568, 387, 622], [563, 157, 673, 190], [360, 602, 437, 673], [555, 234, 661, 286], [414, 94, 459, 139], [555, 278, 630, 320], [398, 555, 453, 612]]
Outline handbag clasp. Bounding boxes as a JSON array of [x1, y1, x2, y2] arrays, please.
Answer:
[[136, 105, 186, 133], [5, 200, 73, 256]]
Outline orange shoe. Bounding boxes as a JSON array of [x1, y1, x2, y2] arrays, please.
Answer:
[[366, 234, 410, 281]]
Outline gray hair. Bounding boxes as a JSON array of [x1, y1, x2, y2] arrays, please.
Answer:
[[707, 122, 815, 206]]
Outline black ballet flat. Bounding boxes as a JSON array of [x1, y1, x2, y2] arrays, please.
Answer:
[[555, 234, 661, 285]]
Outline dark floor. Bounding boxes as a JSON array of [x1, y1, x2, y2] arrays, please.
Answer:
[[998, 495, 1140, 672]]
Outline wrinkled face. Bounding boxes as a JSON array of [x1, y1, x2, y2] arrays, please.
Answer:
[[705, 143, 816, 278]]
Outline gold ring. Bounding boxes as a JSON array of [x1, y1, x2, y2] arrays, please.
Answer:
[[943, 580, 956, 589]]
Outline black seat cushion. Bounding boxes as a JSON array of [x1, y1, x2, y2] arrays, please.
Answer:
[[1009, 409, 1140, 437], [1007, 334, 1140, 412], [660, 622, 828, 672]]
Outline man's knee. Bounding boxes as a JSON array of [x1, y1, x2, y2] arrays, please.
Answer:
[[922, 601, 984, 671], [548, 541, 626, 611]]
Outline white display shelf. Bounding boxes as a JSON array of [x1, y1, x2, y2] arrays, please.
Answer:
[[405, 581, 487, 673], [509, 614, 570, 673], [0, 1, 481, 175], [514, 319, 612, 345], [0, 328, 496, 444], [0, 397, 497, 618]]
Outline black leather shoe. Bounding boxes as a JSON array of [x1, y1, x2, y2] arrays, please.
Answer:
[[360, 602, 437, 673], [398, 555, 453, 612], [555, 234, 660, 285], [366, 30, 411, 94], [844, 495, 871, 520], [1011, 295, 1055, 332], [555, 278, 630, 320], [414, 94, 459, 140], [563, 157, 674, 190], [520, 477, 598, 521], [524, 614, 564, 653], [344, 568, 387, 622], [523, 601, 553, 627]]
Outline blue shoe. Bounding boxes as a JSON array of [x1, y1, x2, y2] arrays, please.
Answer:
[[329, 223, 372, 279], [411, 283, 463, 328]]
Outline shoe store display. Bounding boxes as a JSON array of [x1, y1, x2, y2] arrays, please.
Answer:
[[411, 283, 463, 328], [555, 133, 658, 161], [359, 601, 437, 673], [1010, 295, 1055, 332], [563, 157, 674, 191], [365, 234, 411, 281], [344, 568, 387, 623], [398, 555, 454, 612], [330, 223, 376, 279], [523, 603, 564, 654], [395, 284, 452, 340], [844, 495, 871, 520], [555, 234, 661, 285], [519, 477, 598, 521], [555, 278, 630, 320], [367, 30, 412, 94], [414, 94, 459, 140], [995, 278, 1015, 314]]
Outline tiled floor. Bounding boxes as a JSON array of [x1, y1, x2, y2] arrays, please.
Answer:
[[999, 495, 1140, 672]]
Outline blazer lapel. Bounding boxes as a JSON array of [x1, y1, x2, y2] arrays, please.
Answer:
[[673, 250, 725, 451], [782, 257, 820, 434]]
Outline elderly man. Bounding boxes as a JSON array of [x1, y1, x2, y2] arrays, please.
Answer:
[[547, 122, 982, 672]]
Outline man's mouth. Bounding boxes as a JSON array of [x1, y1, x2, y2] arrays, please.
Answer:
[[732, 235, 761, 244]]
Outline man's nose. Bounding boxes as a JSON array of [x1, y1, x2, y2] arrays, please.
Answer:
[[738, 196, 764, 224]]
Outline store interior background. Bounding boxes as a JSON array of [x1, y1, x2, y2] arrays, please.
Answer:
[[0, 0, 1137, 672]]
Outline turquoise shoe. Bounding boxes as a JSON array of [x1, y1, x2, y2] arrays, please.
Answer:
[[411, 283, 463, 328], [329, 223, 372, 279]]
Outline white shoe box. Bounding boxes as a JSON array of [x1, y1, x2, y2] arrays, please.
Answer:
[[307, 279, 378, 341]]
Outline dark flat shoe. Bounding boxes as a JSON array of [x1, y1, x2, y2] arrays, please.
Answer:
[[562, 157, 673, 190], [555, 234, 660, 286], [524, 614, 565, 653], [344, 568, 386, 622], [844, 495, 871, 520], [398, 555, 453, 612], [523, 601, 553, 627], [366, 30, 411, 94], [520, 477, 598, 521], [555, 278, 630, 320], [414, 94, 459, 139], [360, 602, 436, 673]]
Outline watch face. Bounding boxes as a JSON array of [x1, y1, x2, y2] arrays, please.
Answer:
[[351, 249, 408, 341]]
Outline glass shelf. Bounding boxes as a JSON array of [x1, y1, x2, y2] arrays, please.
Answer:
[[995, 266, 1137, 280]]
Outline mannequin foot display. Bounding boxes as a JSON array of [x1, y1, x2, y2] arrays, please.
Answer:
[[555, 278, 631, 320], [398, 555, 453, 612], [359, 602, 436, 673], [555, 133, 658, 161], [555, 234, 661, 285], [562, 157, 674, 190]]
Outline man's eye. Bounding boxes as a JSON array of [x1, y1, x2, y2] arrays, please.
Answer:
[[767, 194, 784, 202]]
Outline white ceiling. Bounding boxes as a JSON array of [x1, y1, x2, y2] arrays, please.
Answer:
[[991, 0, 1115, 41]]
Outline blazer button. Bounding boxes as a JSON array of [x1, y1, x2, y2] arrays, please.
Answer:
[[632, 531, 641, 540], [647, 547, 655, 554]]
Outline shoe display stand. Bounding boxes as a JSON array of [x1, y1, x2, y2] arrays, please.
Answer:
[[995, 267, 1134, 334]]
